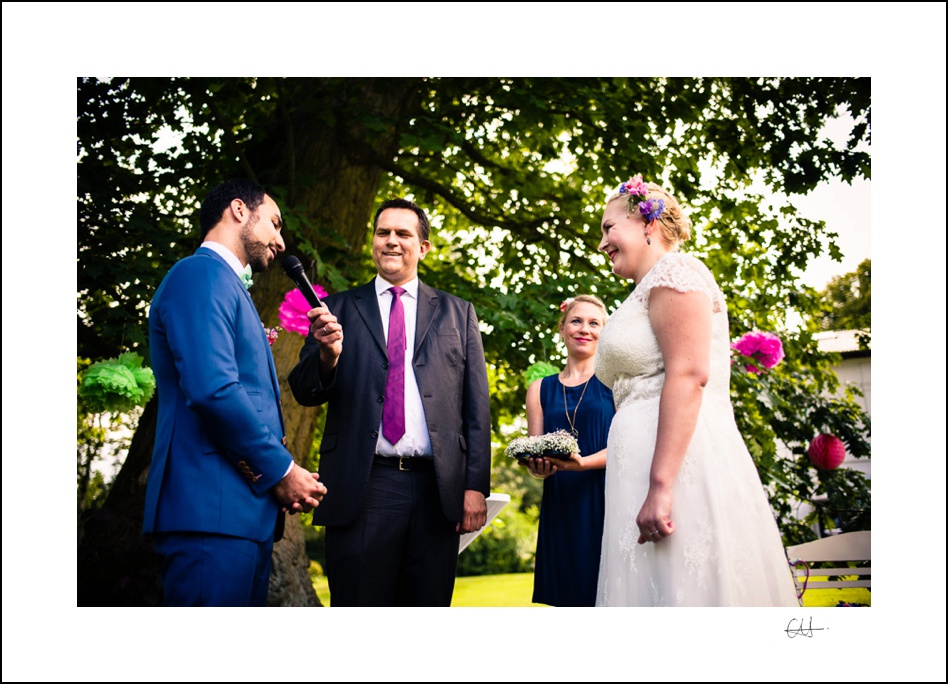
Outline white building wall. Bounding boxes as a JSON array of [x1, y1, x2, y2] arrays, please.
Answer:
[[833, 355, 871, 478]]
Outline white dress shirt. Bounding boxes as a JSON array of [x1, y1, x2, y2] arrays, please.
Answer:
[[202, 240, 245, 278], [374, 276, 433, 457]]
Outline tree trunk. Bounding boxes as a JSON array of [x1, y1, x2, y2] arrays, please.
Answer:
[[77, 77, 425, 606], [76, 433, 96, 519], [267, 513, 318, 607], [77, 399, 162, 606], [253, 76, 425, 605]]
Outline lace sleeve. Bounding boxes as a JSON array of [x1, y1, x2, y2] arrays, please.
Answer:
[[634, 252, 724, 312]]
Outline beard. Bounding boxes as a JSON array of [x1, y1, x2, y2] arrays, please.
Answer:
[[239, 214, 271, 273]]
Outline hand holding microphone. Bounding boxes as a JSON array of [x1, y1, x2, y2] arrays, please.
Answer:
[[282, 255, 324, 309], [282, 255, 343, 365]]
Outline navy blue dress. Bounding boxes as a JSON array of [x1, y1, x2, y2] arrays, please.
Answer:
[[532, 373, 615, 607]]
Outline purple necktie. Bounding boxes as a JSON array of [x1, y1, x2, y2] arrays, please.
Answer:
[[382, 286, 407, 445]]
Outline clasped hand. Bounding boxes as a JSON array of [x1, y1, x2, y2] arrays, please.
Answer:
[[273, 463, 328, 515]]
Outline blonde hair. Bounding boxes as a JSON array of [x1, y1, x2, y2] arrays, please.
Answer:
[[557, 294, 608, 332], [606, 180, 692, 248]]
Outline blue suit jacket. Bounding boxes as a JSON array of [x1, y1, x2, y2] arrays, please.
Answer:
[[143, 247, 292, 543]]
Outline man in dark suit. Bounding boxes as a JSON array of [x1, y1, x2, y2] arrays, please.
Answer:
[[144, 179, 327, 606], [288, 198, 491, 606]]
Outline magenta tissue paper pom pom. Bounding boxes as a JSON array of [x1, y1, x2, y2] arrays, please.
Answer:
[[731, 331, 785, 373], [808, 433, 847, 470], [279, 286, 328, 335]]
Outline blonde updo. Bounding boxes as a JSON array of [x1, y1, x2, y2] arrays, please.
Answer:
[[607, 180, 693, 248], [557, 294, 608, 332]]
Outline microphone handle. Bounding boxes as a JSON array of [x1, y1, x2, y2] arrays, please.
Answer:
[[295, 275, 324, 309]]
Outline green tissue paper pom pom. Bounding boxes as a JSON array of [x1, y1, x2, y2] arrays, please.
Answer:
[[523, 361, 559, 388], [79, 352, 156, 413]]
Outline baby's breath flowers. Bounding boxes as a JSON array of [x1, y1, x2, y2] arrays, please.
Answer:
[[505, 430, 580, 461]]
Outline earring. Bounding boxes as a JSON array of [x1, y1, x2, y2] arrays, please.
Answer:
[[645, 232, 651, 246]]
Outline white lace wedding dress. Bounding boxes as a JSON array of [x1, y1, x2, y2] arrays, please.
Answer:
[[595, 252, 798, 606]]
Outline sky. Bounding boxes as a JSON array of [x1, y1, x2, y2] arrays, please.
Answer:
[[793, 176, 870, 289], [3, 3, 945, 683], [752, 105, 871, 291], [762, 110, 872, 291]]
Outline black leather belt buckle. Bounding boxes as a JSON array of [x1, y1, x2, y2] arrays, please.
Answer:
[[374, 455, 433, 471], [398, 456, 434, 471]]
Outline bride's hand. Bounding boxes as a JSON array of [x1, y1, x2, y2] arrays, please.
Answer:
[[636, 485, 675, 544]]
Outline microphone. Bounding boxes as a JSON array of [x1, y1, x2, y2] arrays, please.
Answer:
[[282, 255, 325, 309]]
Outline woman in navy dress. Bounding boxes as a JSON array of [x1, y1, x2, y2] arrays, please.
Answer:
[[526, 295, 615, 606]]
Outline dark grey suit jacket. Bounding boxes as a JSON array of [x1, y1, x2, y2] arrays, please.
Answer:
[[288, 279, 491, 526]]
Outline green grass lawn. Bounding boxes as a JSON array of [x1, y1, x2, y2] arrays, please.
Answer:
[[452, 572, 542, 607], [800, 578, 871, 607], [311, 571, 542, 607], [311, 570, 869, 607]]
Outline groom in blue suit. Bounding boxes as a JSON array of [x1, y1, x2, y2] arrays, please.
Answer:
[[144, 179, 327, 606]]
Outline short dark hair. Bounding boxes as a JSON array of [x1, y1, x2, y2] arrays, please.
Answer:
[[373, 198, 430, 242], [199, 179, 267, 238]]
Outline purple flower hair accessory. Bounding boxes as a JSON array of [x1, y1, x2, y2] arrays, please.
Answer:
[[618, 174, 664, 223], [619, 175, 650, 198], [638, 198, 665, 223]]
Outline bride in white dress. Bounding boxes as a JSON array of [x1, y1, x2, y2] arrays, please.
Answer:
[[594, 176, 798, 607]]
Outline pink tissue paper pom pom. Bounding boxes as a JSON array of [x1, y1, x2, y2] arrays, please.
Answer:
[[808, 433, 846, 470], [279, 286, 328, 335], [731, 331, 785, 373]]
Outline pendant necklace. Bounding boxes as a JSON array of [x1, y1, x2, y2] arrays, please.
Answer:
[[563, 375, 592, 438]]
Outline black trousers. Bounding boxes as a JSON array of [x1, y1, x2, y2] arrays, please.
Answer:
[[324, 463, 460, 606]]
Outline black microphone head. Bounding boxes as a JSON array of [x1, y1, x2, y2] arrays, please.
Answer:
[[281, 254, 324, 309], [282, 255, 305, 278]]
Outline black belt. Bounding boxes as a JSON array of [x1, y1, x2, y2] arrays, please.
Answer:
[[373, 455, 434, 472]]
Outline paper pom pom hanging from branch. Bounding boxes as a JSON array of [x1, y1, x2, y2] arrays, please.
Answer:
[[731, 331, 785, 373], [279, 286, 329, 336], [524, 361, 559, 389], [808, 433, 847, 470], [79, 352, 156, 414]]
